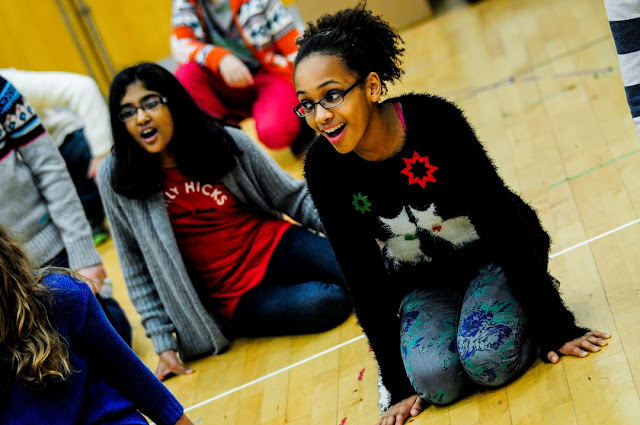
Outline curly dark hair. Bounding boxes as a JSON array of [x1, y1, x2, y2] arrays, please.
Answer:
[[294, 2, 405, 94]]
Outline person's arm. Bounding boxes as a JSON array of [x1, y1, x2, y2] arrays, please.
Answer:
[[170, 0, 233, 78], [72, 279, 188, 425], [226, 127, 324, 232], [98, 159, 179, 357], [0, 68, 113, 160], [7, 82, 102, 273], [233, 0, 300, 76], [438, 98, 594, 353], [176, 413, 194, 425]]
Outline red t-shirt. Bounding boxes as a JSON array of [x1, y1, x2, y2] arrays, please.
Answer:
[[162, 167, 291, 318]]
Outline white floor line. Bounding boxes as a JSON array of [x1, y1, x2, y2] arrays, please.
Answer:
[[184, 335, 366, 413], [549, 218, 640, 258], [184, 216, 640, 413]]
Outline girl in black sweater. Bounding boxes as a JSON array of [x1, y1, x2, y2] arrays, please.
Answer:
[[292, 4, 610, 425]]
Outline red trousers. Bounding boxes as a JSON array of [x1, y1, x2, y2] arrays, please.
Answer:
[[175, 62, 301, 149]]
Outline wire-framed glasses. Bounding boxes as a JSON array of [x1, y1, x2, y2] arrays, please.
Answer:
[[293, 77, 365, 118], [118, 95, 168, 121]]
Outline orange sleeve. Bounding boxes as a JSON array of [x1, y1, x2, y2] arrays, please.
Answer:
[[275, 26, 300, 58], [171, 26, 231, 76]]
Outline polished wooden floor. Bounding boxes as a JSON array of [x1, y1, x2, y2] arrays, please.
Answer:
[[99, 0, 640, 423]]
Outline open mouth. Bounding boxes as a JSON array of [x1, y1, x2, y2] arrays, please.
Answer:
[[324, 123, 345, 137], [141, 128, 158, 140]]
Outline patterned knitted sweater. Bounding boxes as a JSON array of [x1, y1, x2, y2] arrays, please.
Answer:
[[0, 76, 101, 270], [171, 0, 299, 79], [0, 68, 113, 157], [304, 93, 588, 404]]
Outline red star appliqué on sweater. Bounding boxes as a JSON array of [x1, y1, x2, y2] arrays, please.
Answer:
[[400, 151, 438, 188]]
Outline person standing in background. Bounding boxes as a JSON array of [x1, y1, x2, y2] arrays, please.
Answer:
[[604, 0, 640, 140], [0, 68, 113, 243]]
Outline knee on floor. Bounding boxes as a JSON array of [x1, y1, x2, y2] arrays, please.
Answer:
[[408, 363, 467, 405], [461, 342, 534, 387]]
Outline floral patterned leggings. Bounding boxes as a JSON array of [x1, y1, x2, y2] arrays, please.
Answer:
[[399, 263, 536, 405]]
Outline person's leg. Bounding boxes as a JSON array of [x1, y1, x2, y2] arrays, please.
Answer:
[[260, 225, 345, 285], [399, 289, 470, 405], [58, 130, 105, 237], [174, 62, 253, 123], [251, 70, 304, 150], [231, 226, 351, 336], [457, 262, 536, 387]]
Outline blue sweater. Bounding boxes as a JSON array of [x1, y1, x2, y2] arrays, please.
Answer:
[[0, 274, 183, 425]]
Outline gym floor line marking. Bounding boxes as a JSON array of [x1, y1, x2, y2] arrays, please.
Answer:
[[183, 335, 366, 413], [549, 147, 640, 188], [549, 218, 640, 259], [180, 217, 640, 414], [445, 66, 617, 102], [452, 34, 611, 102]]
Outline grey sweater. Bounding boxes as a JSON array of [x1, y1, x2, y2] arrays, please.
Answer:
[[99, 127, 324, 360], [0, 76, 101, 270]]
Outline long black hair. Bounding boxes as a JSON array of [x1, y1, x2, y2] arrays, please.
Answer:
[[108, 62, 241, 199], [294, 2, 405, 94]]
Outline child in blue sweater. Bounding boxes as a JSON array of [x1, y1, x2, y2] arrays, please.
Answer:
[[0, 223, 193, 425]]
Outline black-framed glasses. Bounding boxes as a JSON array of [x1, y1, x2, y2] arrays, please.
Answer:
[[118, 95, 168, 121], [293, 76, 365, 118]]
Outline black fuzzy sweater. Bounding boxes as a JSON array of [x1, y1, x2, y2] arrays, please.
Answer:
[[303, 93, 588, 404]]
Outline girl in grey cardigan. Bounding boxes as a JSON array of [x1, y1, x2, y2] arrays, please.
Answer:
[[100, 63, 350, 381]]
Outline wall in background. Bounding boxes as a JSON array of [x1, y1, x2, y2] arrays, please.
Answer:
[[1, 0, 171, 95]]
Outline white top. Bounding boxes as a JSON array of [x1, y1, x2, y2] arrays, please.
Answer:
[[0, 68, 114, 157]]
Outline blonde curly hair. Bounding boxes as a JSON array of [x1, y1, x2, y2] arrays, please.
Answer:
[[0, 224, 72, 390]]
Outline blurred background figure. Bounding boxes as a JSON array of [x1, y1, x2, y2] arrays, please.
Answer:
[[0, 68, 113, 244], [170, 0, 316, 155], [0, 74, 131, 346], [604, 0, 640, 140]]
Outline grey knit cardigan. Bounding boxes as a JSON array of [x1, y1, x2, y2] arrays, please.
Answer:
[[99, 127, 324, 361]]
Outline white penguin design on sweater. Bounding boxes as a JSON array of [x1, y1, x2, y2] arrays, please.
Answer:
[[378, 204, 480, 268]]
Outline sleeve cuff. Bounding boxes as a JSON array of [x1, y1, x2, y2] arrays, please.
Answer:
[[151, 331, 179, 355], [65, 238, 103, 270]]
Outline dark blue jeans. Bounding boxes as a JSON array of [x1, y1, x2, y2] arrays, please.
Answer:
[[232, 226, 352, 336], [45, 250, 132, 347], [58, 129, 105, 231]]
